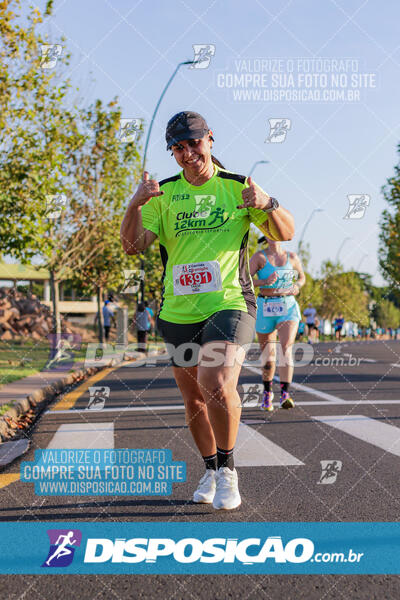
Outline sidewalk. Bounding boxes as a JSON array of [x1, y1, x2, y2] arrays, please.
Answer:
[[0, 362, 86, 407]]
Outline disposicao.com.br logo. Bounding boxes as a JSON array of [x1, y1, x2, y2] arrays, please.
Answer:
[[82, 536, 362, 565]]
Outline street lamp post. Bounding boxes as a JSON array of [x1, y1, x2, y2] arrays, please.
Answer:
[[357, 253, 369, 271], [248, 160, 269, 178], [142, 60, 196, 174], [336, 237, 352, 263], [140, 59, 196, 304], [297, 209, 324, 253]]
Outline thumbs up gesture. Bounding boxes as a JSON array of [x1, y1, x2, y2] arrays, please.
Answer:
[[132, 171, 164, 207], [237, 176, 272, 210]]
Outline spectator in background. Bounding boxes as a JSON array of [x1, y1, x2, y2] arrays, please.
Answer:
[[144, 301, 154, 337], [296, 320, 306, 340], [102, 300, 114, 342], [135, 302, 154, 352], [314, 315, 320, 343]]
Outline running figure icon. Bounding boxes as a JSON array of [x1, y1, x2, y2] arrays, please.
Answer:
[[45, 531, 77, 566]]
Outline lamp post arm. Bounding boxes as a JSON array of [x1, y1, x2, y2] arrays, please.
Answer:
[[142, 60, 194, 173]]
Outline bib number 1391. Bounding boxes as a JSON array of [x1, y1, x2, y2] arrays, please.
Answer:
[[173, 261, 222, 295]]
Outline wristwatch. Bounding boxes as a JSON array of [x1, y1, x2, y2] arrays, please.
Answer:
[[263, 197, 280, 213]]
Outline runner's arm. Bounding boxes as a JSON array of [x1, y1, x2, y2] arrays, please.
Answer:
[[120, 204, 156, 254], [266, 253, 305, 296], [258, 208, 295, 242], [289, 252, 306, 293], [121, 171, 162, 254], [241, 177, 295, 241], [249, 251, 264, 280]]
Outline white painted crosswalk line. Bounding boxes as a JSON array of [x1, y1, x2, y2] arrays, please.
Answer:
[[45, 398, 400, 415], [244, 365, 345, 403], [47, 423, 114, 449], [235, 422, 304, 467], [312, 415, 400, 457]]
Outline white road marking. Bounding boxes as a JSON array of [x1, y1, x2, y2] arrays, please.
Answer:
[[44, 398, 400, 415], [47, 422, 114, 449], [235, 422, 304, 467], [245, 365, 345, 403], [343, 353, 376, 363], [390, 363, 400, 368], [312, 415, 400, 457], [45, 405, 187, 415]]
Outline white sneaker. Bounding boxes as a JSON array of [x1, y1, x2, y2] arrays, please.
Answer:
[[212, 467, 241, 510], [193, 470, 216, 503]]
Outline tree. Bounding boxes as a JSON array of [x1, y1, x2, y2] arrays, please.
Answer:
[[67, 100, 142, 342], [0, 0, 85, 331], [297, 271, 323, 315], [372, 298, 400, 329], [297, 240, 311, 271], [317, 261, 369, 325], [379, 143, 400, 300]]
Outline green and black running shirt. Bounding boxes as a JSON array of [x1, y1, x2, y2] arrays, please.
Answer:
[[141, 165, 270, 324]]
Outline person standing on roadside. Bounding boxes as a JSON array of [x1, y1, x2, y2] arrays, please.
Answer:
[[121, 111, 295, 510], [135, 302, 154, 352], [102, 300, 113, 342]]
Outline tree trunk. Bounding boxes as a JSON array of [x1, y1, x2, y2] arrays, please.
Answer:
[[49, 269, 61, 334], [97, 284, 104, 344]]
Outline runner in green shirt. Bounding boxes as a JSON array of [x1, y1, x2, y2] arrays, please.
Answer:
[[121, 111, 294, 510]]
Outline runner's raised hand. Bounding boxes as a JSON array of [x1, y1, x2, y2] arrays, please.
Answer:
[[237, 176, 271, 210], [132, 171, 164, 207]]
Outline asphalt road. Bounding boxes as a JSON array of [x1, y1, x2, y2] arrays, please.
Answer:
[[1, 339, 400, 599]]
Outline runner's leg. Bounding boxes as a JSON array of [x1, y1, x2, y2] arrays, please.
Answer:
[[197, 342, 244, 451], [197, 342, 245, 510], [172, 365, 216, 458], [258, 330, 278, 384], [276, 319, 298, 408], [276, 320, 299, 383], [173, 365, 218, 504]]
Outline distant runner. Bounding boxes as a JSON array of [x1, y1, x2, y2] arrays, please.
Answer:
[[303, 303, 318, 343], [333, 313, 345, 341], [250, 238, 305, 411]]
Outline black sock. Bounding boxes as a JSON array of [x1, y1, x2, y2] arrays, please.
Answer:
[[217, 447, 234, 471], [202, 453, 217, 471], [263, 380, 273, 392], [280, 382, 290, 393]]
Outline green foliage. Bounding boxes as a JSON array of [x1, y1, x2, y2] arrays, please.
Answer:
[[0, 0, 78, 259], [372, 298, 400, 329], [67, 99, 142, 297], [316, 261, 369, 325], [378, 142, 400, 300], [297, 241, 311, 271], [297, 271, 323, 314]]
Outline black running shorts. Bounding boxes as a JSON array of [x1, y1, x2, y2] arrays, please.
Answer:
[[157, 309, 255, 367]]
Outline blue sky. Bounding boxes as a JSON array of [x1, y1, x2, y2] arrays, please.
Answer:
[[35, 0, 400, 285]]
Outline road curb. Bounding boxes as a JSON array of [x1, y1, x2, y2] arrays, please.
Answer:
[[0, 349, 165, 444], [0, 365, 102, 443]]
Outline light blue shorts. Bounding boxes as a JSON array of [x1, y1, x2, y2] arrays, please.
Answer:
[[256, 295, 301, 334]]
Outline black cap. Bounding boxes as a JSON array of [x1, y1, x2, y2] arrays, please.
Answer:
[[166, 111, 210, 150]]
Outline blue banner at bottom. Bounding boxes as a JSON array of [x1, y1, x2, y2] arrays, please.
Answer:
[[0, 522, 398, 574]]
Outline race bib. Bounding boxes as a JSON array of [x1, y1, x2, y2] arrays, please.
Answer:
[[173, 261, 222, 295], [263, 300, 288, 317]]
